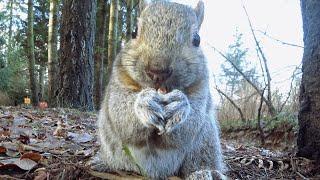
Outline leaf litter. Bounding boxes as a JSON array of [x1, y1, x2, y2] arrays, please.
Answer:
[[0, 106, 319, 179]]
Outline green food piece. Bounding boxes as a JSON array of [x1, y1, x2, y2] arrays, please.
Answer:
[[122, 145, 147, 177]]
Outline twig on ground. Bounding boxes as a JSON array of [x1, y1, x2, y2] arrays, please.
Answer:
[[296, 171, 308, 180]]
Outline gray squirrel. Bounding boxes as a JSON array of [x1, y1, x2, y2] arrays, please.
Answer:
[[95, 1, 225, 179]]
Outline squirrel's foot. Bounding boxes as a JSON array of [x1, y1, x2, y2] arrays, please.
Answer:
[[134, 88, 166, 133], [185, 170, 228, 180], [86, 154, 111, 172]]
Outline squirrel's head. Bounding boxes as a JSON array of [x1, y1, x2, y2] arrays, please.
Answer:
[[117, 1, 207, 92]]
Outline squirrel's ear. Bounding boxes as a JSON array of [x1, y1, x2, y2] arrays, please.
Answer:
[[194, 1, 204, 29]]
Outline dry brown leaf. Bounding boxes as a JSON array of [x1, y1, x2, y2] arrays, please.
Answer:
[[23, 113, 35, 120], [21, 152, 42, 162], [53, 120, 67, 137], [34, 169, 48, 180], [0, 174, 24, 180], [0, 114, 14, 119], [17, 134, 30, 144], [236, 145, 246, 151], [0, 130, 11, 138], [0, 146, 6, 154]]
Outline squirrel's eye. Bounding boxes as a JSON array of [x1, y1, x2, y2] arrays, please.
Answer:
[[132, 27, 138, 39], [132, 31, 137, 39], [192, 33, 200, 47]]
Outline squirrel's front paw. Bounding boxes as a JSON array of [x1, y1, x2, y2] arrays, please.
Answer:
[[163, 89, 190, 133], [134, 88, 166, 133]]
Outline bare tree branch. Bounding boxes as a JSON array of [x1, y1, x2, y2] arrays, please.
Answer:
[[206, 42, 276, 116], [256, 48, 267, 86], [242, 3, 275, 116], [215, 86, 246, 122], [121, 0, 127, 7], [256, 30, 304, 48], [133, 0, 139, 10], [279, 64, 302, 112]]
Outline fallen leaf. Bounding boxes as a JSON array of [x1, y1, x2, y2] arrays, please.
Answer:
[[0, 157, 19, 164], [67, 132, 93, 143], [34, 168, 48, 180], [21, 152, 42, 162], [53, 120, 67, 137], [6, 149, 20, 157], [17, 134, 30, 144], [23, 113, 34, 120], [0, 146, 6, 154], [236, 145, 246, 151], [0, 114, 14, 119], [0, 175, 24, 180], [0, 130, 10, 138], [14, 158, 37, 170], [75, 148, 94, 157], [0, 163, 21, 171], [48, 149, 68, 155], [21, 144, 43, 153], [13, 116, 27, 126]]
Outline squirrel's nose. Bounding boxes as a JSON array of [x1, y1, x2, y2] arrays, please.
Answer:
[[146, 68, 172, 83]]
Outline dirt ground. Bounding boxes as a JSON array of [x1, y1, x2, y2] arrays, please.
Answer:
[[0, 107, 319, 179]]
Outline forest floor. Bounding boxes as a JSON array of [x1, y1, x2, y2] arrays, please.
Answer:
[[0, 107, 319, 180]]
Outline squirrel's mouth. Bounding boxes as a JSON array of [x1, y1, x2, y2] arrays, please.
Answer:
[[153, 83, 171, 93]]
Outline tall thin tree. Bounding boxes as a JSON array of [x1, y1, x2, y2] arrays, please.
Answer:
[[8, 0, 14, 57], [48, 0, 59, 106], [94, 0, 108, 109], [106, 0, 119, 85], [58, 0, 97, 111], [27, 0, 39, 106], [126, 0, 133, 41]]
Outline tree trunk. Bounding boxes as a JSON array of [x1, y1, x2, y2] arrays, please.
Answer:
[[117, 1, 124, 53], [125, 0, 133, 41], [297, 0, 320, 161], [27, 0, 39, 106], [106, 0, 119, 85], [7, 0, 14, 59], [94, 0, 108, 109], [38, 64, 45, 101], [48, 0, 59, 106], [58, 0, 97, 111]]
